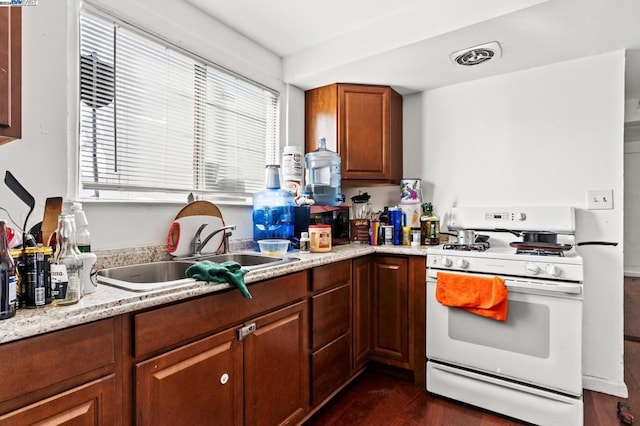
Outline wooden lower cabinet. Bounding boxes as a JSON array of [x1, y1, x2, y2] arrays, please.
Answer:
[[311, 333, 350, 406], [0, 255, 426, 424], [370, 255, 426, 386], [136, 300, 308, 426], [0, 318, 120, 424], [309, 260, 352, 407], [135, 328, 242, 425], [244, 301, 309, 426], [371, 256, 410, 366], [0, 375, 117, 425], [352, 256, 372, 373]]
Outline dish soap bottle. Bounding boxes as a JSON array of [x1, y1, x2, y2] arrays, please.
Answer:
[[252, 165, 295, 249], [420, 202, 440, 246], [71, 202, 91, 253]]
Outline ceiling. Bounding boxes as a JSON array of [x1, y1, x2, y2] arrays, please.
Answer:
[[184, 0, 640, 98]]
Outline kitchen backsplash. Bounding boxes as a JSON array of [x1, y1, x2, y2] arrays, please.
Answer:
[[94, 238, 255, 269]]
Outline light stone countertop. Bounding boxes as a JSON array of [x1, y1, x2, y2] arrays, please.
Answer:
[[0, 243, 430, 345]]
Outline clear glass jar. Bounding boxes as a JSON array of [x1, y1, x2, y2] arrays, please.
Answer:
[[51, 214, 82, 306]]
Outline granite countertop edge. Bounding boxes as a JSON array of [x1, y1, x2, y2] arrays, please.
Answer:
[[0, 244, 430, 345]]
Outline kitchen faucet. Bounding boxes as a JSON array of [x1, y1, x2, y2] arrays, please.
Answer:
[[190, 224, 237, 257]]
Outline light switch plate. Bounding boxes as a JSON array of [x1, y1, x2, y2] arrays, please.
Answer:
[[587, 189, 614, 210]]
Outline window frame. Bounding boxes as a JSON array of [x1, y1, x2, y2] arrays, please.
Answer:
[[74, 5, 282, 206]]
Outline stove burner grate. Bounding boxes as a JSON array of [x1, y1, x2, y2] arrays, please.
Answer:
[[443, 242, 490, 251], [515, 248, 564, 257]]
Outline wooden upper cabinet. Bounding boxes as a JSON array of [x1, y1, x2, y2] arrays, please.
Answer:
[[0, 7, 21, 144], [305, 83, 403, 185]]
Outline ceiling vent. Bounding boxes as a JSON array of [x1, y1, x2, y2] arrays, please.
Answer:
[[450, 41, 501, 66]]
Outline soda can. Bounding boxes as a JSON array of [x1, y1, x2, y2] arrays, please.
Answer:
[[369, 219, 380, 246], [381, 225, 394, 245], [402, 226, 411, 246]]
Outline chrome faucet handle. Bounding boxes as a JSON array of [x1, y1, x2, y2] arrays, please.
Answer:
[[220, 225, 236, 254], [196, 224, 237, 256], [191, 223, 208, 256]]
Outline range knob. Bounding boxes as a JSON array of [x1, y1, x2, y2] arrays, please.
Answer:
[[441, 257, 453, 267], [516, 212, 527, 221], [524, 263, 540, 275], [456, 258, 469, 269], [546, 264, 561, 277]]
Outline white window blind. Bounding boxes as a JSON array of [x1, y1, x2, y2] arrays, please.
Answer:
[[79, 9, 279, 202]]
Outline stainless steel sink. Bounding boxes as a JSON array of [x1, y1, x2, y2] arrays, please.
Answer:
[[96, 254, 299, 292], [97, 261, 195, 292]]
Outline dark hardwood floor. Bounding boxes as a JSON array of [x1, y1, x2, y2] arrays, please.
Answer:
[[305, 280, 640, 425], [625, 277, 640, 341]]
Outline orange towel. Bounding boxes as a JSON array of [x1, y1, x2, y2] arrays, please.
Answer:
[[436, 272, 508, 321]]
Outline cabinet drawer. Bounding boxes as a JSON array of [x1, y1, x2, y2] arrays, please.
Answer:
[[0, 319, 116, 408], [311, 260, 351, 292], [311, 333, 350, 407], [311, 283, 350, 350], [0, 375, 117, 425], [134, 271, 308, 358]]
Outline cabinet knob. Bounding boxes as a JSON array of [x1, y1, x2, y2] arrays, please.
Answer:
[[220, 373, 229, 385]]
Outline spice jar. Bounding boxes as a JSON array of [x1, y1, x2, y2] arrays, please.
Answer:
[[309, 224, 331, 253]]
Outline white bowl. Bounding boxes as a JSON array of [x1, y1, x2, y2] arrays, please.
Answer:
[[257, 239, 290, 256]]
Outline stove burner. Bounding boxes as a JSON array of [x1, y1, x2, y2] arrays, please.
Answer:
[[515, 248, 564, 257], [443, 242, 490, 251]]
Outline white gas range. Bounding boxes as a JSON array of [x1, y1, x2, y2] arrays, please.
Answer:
[[426, 206, 584, 426]]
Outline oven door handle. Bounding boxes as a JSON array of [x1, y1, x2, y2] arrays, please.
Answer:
[[504, 280, 582, 295]]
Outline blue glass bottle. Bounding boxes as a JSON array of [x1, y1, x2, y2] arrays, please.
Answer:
[[252, 165, 295, 249]]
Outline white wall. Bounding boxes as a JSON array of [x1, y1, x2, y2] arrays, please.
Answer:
[[0, 0, 283, 249], [404, 51, 627, 396], [624, 97, 640, 275]]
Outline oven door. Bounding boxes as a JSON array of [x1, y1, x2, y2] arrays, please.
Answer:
[[426, 270, 583, 396]]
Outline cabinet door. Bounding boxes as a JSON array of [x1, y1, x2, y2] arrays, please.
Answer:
[[305, 83, 402, 184], [244, 301, 309, 426], [338, 84, 402, 182], [136, 328, 242, 426], [352, 256, 372, 373], [338, 84, 387, 180], [371, 256, 410, 368], [0, 375, 117, 425], [0, 7, 21, 143]]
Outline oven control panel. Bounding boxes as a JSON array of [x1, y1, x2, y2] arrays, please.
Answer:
[[448, 206, 576, 233], [427, 252, 583, 282]]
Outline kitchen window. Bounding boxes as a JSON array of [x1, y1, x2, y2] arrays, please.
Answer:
[[78, 8, 279, 203]]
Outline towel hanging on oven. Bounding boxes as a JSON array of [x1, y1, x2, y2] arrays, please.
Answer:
[[436, 272, 508, 321]]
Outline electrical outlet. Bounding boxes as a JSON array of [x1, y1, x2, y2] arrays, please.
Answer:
[[587, 189, 614, 210]]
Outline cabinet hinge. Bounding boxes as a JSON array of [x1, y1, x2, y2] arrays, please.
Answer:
[[237, 322, 256, 341]]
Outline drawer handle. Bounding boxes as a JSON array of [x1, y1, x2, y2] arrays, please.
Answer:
[[220, 373, 229, 385]]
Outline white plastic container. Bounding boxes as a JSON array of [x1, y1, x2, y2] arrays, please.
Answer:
[[282, 146, 303, 196], [309, 224, 331, 253]]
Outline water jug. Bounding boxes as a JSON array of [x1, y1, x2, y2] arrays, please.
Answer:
[[304, 138, 345, 206], [252, 165, 295, 248]]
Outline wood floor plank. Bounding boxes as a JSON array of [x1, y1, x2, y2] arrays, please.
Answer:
[[625, 277, 640, 341]]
